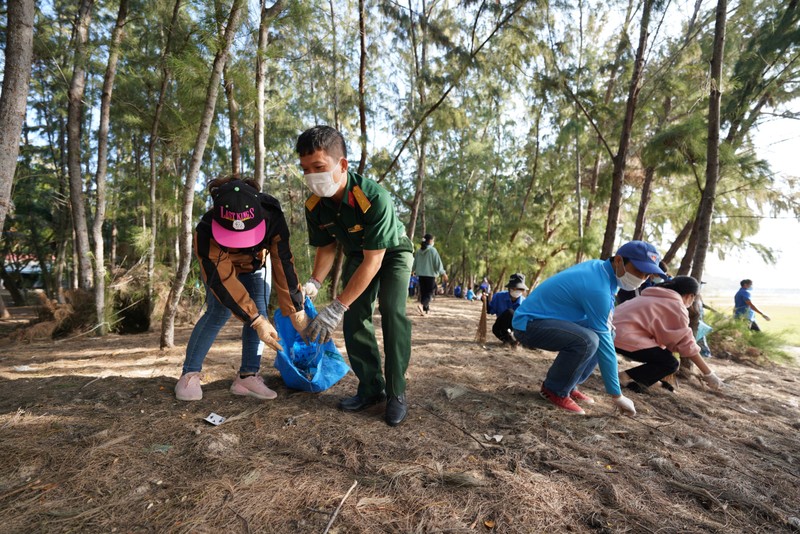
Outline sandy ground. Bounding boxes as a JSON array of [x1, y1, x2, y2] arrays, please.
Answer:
[[0, 297, 799, 533]]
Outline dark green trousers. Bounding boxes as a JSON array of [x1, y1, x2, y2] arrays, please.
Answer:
[[342, 247, 413, 398]]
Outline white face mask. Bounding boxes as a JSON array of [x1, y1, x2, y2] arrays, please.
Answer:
[[616, 264, 645, 291], [509, 289, 523, 299], [305, 166, 342, 197]]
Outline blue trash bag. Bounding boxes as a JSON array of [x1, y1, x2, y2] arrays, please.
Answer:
[[695, 320, 713, 342], [273, 297, 350, 392]]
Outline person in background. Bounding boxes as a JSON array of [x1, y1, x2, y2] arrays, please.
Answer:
[[298, 125, 414, 426], [480, 277, 490, 294], [488, 273, 527, 346], [412, 233, 447, 316], [734, 279, 770, 331], [614, 276, 723, 392], [454, 283, 463, 299], [512, 240, 667, 416], [175, 177, 308, 402], [465, 286, 476, 301]]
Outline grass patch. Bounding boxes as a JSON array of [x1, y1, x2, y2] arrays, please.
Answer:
[[705, 310, 793, 364]]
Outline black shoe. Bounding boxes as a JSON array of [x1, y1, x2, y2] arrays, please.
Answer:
[[385, 394, 408, 426], [338, 391, 387, 412]]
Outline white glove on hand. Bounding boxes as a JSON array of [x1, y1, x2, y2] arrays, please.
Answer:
[[703, 371, 723, 390], [303, 278, 321, 300], [763, 314, 771, 321], [303, 299, 347, 343], [251, 315, 282, 352], [612, 394, 636, 416]]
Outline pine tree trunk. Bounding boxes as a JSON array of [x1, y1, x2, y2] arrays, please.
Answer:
[[148, 0, 182, 305], [0, 0, 35, 237], [357, 0, 368, 175], [601, 0, 653, 259], [160, 0, 245, 349], [662, 218, 693, 267], [92, 0, 128, 336], [0, 0, 35, 316], [223, 65, 241, 176], [581, 0, 635, 244], [254, 1, 285, 188], [66, 0, 95, 290], [691, 0, 727, 283], [633, 97, 672, 242]]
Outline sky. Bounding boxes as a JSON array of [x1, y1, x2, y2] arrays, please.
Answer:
[[702, 115, 800, 293]]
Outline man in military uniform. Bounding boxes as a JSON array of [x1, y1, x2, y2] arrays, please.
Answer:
[[297, 125, 414, 426]]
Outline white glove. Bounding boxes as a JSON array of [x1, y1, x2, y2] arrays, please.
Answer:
[[763, 314, 771, 321], [703, 371, 723, 390], [612, 395, 636, 416], [303, 278, 321, 300]]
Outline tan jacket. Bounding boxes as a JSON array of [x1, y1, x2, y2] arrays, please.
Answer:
[[195, 193, 303, 325]]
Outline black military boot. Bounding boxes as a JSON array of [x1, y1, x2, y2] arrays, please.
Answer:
[[385, 394, 408, 426], [338, 391, 387, 412]]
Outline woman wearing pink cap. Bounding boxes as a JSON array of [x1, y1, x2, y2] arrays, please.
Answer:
[[174, 176, 308, 401]]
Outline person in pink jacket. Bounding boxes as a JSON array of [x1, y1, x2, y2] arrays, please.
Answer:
[[613, 276, 723, 391]]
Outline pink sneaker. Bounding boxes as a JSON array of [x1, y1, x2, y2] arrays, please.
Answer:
[[230, 374, 277, 400], [540, 385, 585, 414], [570, 388, 595, 404], [175, 372, 203, 401]]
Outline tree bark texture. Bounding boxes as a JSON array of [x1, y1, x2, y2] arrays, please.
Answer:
[[357, 0, 368, 175], [690, 0, 727, 283], [0, 0, 35, 237], [148, 0, 183, 303], [223, 65, 241, 176], [67, 0, 95, 290], [92, 0, 128, 335], [600, 0, 652, 259], [160, 0, 245, 348], [254, 0, 285, 189]]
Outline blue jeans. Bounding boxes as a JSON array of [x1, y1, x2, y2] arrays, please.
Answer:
[[182, 265, 271, 375], [514, 319, 600, 397]]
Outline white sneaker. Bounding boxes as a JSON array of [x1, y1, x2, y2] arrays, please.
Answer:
[[230, 374, 277, 400], [175, 372, 203, 401]]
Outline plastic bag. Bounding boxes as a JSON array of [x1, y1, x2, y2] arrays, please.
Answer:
[[273, 297, 350, 392], [695, 320, 713, 341]]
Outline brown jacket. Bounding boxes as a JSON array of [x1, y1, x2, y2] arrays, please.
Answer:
[[195, 193, 303, 325]]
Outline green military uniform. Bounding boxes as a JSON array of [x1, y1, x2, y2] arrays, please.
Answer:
[[305, 170, 414, 398]]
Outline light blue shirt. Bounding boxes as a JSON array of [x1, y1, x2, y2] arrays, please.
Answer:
[[512, 259, 621, 395]]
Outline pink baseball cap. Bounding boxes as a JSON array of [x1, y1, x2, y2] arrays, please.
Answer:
[[211, 181, 266, 248]]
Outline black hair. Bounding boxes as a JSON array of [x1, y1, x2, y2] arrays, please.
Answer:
[[740, 279, 752, 287], [658, 275, 700, 296], [295, 125, 347, 159], [421, 233, 434, 249]]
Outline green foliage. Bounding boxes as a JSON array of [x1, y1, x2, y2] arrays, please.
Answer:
[[706, 310, 792, 364], [4, 0, 797, 310]]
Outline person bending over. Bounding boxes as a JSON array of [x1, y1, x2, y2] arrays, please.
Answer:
[[614, 276, 723, 392]]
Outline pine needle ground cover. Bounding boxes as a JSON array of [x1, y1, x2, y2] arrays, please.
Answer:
[[0, 298, 798, 533]]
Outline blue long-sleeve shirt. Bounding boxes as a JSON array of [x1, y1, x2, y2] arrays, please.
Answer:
[[488, 291, 524, 315], [511, 259, 621, 395]]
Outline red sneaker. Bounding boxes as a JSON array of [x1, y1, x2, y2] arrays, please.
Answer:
[[540, 385, 585, 414], [570, 388, 595, 404]]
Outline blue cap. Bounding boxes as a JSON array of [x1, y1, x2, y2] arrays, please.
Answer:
[[615, 241, 666, 276]]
